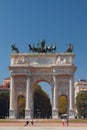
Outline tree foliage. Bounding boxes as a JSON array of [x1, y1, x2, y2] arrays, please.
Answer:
[[76, 91, 87, 118], [34, 84, 52, 118], [0, 84, 52, 119], [0, 92, 9, 118]]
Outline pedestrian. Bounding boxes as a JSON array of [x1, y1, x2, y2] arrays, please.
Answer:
[[62, 118, 65, 126], [66, 118, 69, 126], [24, 120, 29, 126], [31, 120, 34, 125]]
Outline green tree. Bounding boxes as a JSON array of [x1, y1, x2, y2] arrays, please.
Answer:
[[59, 95, 67, 115], [76, 91, 87, 119], [0, 92, 9, 118], [34, 84, 52, 118]]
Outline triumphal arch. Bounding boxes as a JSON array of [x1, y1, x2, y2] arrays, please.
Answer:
[[9, 42, 76, 119]]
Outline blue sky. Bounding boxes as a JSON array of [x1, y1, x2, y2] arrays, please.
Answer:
[[0, 0, 87, 87]]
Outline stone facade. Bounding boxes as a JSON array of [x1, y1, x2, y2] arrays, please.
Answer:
[[9, 53, 76, 119]]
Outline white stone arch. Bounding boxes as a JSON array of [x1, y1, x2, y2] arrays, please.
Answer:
[[9, 53, 76, 119], [31, 75, 54, 91]]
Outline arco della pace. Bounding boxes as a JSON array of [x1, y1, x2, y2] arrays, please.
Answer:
[[9, 42, 76, 119]]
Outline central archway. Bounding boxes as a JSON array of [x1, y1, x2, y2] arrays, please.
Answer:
[[33, 81, 52, 119]]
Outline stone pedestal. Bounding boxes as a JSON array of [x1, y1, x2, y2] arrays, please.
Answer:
[[25, 109, 32, 119], [68, 109, 75, 119], [52, 109, 58, 119], [9, 110, 16, 119]]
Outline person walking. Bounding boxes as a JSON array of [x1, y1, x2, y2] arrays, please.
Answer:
[[24, 120, 29, 126], [62, 118, 65, 126], [66, 118, 69, 126], [31, 120, 34, 125]]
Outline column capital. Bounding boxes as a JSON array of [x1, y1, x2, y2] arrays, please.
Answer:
[[10, 69, 16, 77], [52, 69, 56, 76]]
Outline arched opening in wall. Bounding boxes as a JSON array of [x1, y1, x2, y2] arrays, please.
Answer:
[[33, 81, 52, 119], [59, 95, 68, 117], [17, 95, 25, 119]]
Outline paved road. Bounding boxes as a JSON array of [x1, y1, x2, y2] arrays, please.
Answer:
[[0, 121, 87, 130], [0, 127, 87, 130]]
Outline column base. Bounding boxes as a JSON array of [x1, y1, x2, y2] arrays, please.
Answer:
[[52, 109, 58, 119], [25, 109, 32, 119], [68, 109, 75, 119], [9, 109, 16, 119]]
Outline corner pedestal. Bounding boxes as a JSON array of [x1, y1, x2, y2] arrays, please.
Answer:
[[25, 109, 32, 119], [68, 109, 75, 119], [9, 109, 16, 119], [52, 109, 58, 119]]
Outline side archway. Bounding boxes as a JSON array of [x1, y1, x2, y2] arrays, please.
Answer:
[[17, 95, 25, 118], [59, 95, 68, 116]]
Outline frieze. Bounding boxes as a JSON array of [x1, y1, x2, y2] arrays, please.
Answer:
[[54, 69, 73, 75], [11, 53, 74, 66], [13, 68, 28, 74], [30, 57, 55, 64], [30, 68, 52, 75], [56, 55, 73, 65], [12, 56, 29, 65]]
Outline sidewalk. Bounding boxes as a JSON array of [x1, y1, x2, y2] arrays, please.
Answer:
[[0, 122, 87, 127]]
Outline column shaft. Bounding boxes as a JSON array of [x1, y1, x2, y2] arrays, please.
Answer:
[[53, 75, 57, 109], [9, 75, 16, 119], [10, 75, 14, 110], [26, 76, 31, 110], [25, 75, 32, 119], [69, 77, 74, 110]]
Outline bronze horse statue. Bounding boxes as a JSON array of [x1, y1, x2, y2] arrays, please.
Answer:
[[11, 44, 19, 53], [66, 43, 73, 53], [47, 44, 56, 52], [29, 44, 38, 52]]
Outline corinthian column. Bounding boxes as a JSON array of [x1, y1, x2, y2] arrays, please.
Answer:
[[25, 75, 31, 119], [53, 75, 57, 109], [69, 77, 74, 110], [68, 77, 75, 118], [9, 75, 15, 118], [10, 75, 14, 110], [52, 71, 58, 119]]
